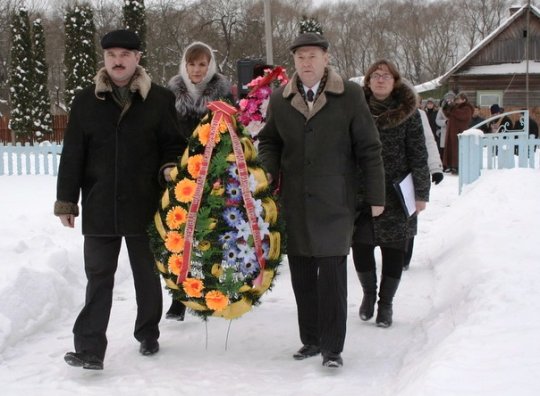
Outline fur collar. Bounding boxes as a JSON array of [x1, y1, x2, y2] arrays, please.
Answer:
[[282, 68, 344, 120], [363, 80, 418, 130], [168, 73, 231, 117], [94, 66, 151, 100]]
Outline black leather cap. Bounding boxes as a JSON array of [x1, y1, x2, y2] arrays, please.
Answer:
[[289, 33, 329, 52], [100, 29, 141, 50]]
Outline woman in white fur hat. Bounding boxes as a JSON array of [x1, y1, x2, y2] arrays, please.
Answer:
[[168, 41, 233, 141], [166, 42, 232, 320]]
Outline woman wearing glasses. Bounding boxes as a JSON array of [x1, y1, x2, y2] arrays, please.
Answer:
[[352, 59, 430, 327]]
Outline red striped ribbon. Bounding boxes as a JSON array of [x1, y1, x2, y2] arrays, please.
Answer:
[[178, 101, 266, 286]]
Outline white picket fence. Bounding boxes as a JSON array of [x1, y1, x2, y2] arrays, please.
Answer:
[[0, 143, 63, 176], [458, 110, 540, 193]]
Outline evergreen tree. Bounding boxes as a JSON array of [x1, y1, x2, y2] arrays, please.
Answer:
[[32, 18, 53, 142], [64, 3, 96, 111], [299, 16, 323, 35], [123, 0, 147, 67], [8, 8, 34, 140]]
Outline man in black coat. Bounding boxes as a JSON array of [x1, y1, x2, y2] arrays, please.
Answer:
[[258, 32, 385, 368], [54, 30, 184, 370]]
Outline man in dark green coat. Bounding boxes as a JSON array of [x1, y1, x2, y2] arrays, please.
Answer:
[[258, 32, 385, 368], [54, 30, 184, 370]]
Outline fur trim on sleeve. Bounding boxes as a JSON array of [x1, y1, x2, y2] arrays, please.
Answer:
[[54, 200, 79, 216]]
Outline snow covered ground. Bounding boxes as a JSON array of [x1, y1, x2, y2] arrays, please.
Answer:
[[0, 168, 539, 396]]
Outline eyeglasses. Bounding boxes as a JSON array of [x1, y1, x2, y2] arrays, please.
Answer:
[[370, 73, 394, 81]]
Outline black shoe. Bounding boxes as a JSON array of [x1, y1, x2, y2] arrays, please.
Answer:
[[166, 300, 186, 321], [322, 351, 343, 368], [139, 339, 159, 356], [64, 352, 103, 370], [403, 264, 409, 271], [165, 311, 185, 321], [293, 344, 320, 360]]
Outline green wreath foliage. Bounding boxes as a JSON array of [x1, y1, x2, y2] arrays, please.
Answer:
[[148, 110, 284, 320]]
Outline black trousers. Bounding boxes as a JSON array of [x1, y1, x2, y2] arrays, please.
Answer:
[[288, 255, 347, 354], [73, 236, 162, 360], [352, 243, 405, 279]]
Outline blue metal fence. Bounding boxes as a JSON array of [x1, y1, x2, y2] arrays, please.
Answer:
[[458, 110, 540, 193], [0, 143, 63, 176]]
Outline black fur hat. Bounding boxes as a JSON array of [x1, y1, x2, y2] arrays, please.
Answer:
[[100, 29, 141, 51]]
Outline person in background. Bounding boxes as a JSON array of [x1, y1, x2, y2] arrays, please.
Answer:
[[513, 112, 539, 138], [513, 110, 539, 155], [435, 94, 453, 161], [403, 100, 444, 270], [443, 92, 474, 174], [166, 41, 232, 320], [352, 59, 430, 329], [424, 97, 439, 145], [488, 104, 513, 133], [470, 105, 488, 132], [168, 41, 233, 141], [258, 32, 385, 368], [54, 30, 184, 370]]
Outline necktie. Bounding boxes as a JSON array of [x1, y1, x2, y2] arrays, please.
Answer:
[[306, 89, 314, 102]]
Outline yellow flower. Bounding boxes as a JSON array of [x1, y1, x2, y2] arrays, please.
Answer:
[[199, 240, 211, 251], [183, 278, 204, 298], [205, 290, 229, 311], [211, 263, 223, 277], [165, 231, 184, 253], [167, 254, 183, 275], [166, 206, 187, 229], [174, 178, 197, 203], [187, 154, 204, 179]]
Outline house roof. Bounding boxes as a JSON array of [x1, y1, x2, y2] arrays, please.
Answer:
[[455, 60, 540, 76], [439, 4, 540, 83]]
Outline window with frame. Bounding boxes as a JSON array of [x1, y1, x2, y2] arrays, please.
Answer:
[[477, 90, 503, 107]]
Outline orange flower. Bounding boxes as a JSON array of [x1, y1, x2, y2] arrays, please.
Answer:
[[183, 278, 204, 298], [165, 231, 184, 253], [174, 178, 197, 203], [197, 122, 221, 146], [187, 154, 204, 179], [167, 254, 183, 275], [218, 120, 228, 133], [205, 290, 229, 311], [166, 206, 187, 229]]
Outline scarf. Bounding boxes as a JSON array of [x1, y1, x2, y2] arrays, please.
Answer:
[[296, 68, 329, 103]]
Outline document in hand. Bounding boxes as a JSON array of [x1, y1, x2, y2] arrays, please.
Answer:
[[393, 172, 416, 217]]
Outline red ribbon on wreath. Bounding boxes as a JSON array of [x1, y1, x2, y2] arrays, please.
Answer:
[[179, 101, 266, 286]]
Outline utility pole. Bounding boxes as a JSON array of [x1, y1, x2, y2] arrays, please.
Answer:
[[264, 0, 273, 65], [525, 0, 530, 109]]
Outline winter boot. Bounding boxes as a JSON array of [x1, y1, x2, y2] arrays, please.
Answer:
[[357, 270, 377, 321], [376, 275, 401, 328], [166, 299, 186, 321]]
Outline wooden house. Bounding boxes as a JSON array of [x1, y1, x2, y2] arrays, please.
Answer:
[[439, 4, 540, 119]]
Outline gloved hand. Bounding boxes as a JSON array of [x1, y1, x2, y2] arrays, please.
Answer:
[[432, 172, 444, 185]]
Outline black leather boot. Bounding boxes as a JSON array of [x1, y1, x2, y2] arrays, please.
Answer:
[[166, 299, 186, 321], [376, 276, 400, 328], [357, 270, 377, 321]]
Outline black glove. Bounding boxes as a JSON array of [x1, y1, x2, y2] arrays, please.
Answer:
[[432, 172, 444, 185]]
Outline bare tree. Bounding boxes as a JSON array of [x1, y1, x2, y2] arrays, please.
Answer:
[[457, 0, 511, 49]]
